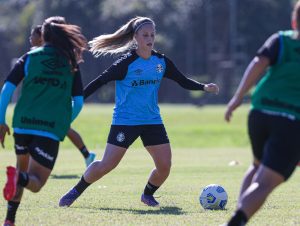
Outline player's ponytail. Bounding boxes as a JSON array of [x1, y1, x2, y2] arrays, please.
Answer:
[[89, 16, 155, 57], [42, 16, 87, 71]]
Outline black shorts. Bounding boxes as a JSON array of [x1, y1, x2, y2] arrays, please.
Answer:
[[14, 133, 59, 170], [248, 109, 300, 180], [107, 124, 170, 148]]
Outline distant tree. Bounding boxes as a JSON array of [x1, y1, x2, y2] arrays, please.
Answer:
[[0, 0, 295, 103]]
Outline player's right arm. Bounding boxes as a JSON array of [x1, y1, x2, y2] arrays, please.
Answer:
[[83, 53, 131, 99], [224, 33, 279, 122], [0, 55, 27, 147]]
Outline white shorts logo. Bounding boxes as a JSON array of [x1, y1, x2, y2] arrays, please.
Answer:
[[35, 147, 54, 162], [116, 132, 125, 142], [15, 144, 26, 151]]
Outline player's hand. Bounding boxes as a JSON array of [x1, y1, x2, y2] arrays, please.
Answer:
[[225, 96, 243, 122], [204, 83, 219, 95], [0, 124, 10, 148]]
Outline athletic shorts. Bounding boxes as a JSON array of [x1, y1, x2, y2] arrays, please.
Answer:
[[107, 124, 170, 148], [14, 133, 59, 170], [248, 109, 300, 180]]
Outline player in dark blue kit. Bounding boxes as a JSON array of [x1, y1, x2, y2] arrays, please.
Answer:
[[59, 16, 219, 208], [1, 16, 87, 226]]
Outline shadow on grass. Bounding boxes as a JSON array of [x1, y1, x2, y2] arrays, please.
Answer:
[[50, 174, 80, 179], [97, 206, 186, 215]]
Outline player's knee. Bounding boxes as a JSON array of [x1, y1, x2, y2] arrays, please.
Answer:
[[102, 163, 117, 174], [30, 178, 47, 193], [31, 187, 41, 193], [30, 183, 43, 193], [92, 160, 116, 175], [254, 180, 278, 195], [158, 161, 172, 175]]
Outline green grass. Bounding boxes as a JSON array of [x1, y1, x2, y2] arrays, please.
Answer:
[[0, 104, 300, 226]]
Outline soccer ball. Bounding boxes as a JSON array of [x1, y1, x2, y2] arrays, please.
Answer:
[[199, 184, 228, 210]]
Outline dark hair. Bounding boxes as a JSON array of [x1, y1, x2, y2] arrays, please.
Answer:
[[42, 16, 87, 71], [31, 25, 42, 36]]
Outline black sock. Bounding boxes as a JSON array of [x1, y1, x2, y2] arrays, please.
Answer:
[[79, 146, 90, 158], [143, 182, 159, 196], [74, 176, 91, 194], [5, 201, 20, 223], [18, 171, 29, 187], [227, 209, 248, 226]]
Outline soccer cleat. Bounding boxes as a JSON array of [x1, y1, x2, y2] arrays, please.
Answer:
[[141, 194, 159, 207], [85, 152, 96, 167], [3, 220, 15, 226], [3, 166, 18, 201], [59, 188, 80, 207]]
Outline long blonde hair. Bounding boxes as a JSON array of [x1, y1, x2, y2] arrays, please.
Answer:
[[89, 16, 155, 57]]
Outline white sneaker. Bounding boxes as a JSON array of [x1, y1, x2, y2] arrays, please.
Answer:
[[85, 152, 96, 167]]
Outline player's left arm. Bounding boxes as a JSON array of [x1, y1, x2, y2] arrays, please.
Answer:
[[71, 67, 84, 122], [163, 57, 219, 94]]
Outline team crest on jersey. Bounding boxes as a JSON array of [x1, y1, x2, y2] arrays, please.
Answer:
[[156, 64, 163, 73], [116, 132, 125, 142]]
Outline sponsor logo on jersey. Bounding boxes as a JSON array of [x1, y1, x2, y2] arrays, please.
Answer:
[[21, 116, 55, 128], [32, 77, 67, 89], [261, 97, 300, 114], [131, 79, 161, 87]]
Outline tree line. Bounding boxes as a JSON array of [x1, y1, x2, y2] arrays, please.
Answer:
[[0, 0, 293, 104]]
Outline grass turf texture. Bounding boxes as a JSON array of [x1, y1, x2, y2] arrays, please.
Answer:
[[0, 104, 299, 226]]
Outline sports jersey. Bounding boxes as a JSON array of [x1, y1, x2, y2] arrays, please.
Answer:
[[256, 33, 280, 65], [2, 45, 83, 140], [84, 50, 205, 125], [251, 30, 300, 119]]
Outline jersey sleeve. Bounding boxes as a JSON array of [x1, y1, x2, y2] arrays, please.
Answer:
[[163, 56, 205, 91], [83, 56, 129, 99], [256, 33, 280, 65], [5, 54, 28, 86], [72, 66, 83, 97], [0, 82, 16, 124], [71, 96, 83, 122]]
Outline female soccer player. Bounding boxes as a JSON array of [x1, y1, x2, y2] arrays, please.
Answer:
[[224, 1, 300, 225], [29, 24, 96, 167], [1, 16, 87, 226], [29, 25, 43, 47], [59, 16, 219, 208]]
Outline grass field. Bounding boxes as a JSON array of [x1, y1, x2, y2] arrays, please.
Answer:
[[0, 104, 300, 226]]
